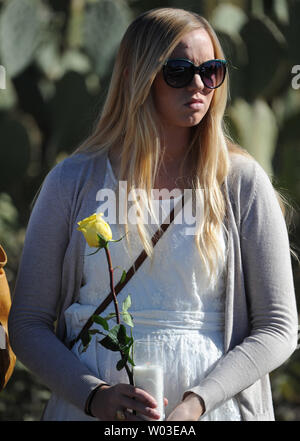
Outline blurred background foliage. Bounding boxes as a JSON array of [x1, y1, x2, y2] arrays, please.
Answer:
[[0, 0, 299, 421]]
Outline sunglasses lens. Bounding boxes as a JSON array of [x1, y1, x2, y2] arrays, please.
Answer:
[[163, 59, 226, 89], [201, 60, 226, 89], [163, 60, 193, 88]]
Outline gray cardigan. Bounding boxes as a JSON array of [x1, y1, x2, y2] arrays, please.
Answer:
[[8, 149, 298, 421]]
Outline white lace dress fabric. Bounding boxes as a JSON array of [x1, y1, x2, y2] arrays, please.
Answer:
[[44, 157, 241, 421]]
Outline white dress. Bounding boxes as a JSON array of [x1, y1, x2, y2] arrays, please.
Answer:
[[43, 157, 241, 421]]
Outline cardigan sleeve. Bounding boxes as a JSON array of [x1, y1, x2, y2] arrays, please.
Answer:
[[8, 163, 103, 412], [185, 160, 298, 414]]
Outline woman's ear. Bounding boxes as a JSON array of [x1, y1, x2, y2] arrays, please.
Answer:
[[124, 67, 129, 78]]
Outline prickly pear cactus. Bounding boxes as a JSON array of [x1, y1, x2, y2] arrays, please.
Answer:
[[0, 116, 30, 189], [228, 98, 278, 176], [0, 0, 45, 77], [83, 0, 131, 77], [239, 16, 288, 101], [211, 3, 247, 37]]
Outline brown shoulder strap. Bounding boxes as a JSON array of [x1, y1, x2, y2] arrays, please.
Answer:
[[69, 193, 185, 348]]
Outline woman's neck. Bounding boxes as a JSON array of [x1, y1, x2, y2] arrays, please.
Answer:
[[159, 125, 192, 166], [154, 125, 193, 191], [108, 126, 194, 190]]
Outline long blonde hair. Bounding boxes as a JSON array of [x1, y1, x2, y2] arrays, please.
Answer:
[[75, 8, 297, 280]]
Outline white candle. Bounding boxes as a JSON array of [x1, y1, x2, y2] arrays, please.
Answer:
[[133, 364, 164, 421]]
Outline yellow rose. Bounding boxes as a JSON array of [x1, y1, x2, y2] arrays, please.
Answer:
[[77, 212, 112, 248]]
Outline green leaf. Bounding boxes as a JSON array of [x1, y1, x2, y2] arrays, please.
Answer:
[[99, 324, 127, 352], [128, 328, 135, 367], [81, 330, 91, 346], [121, 337, 134, 367], [99, 334, 120, 352], [126, 352, 135, 367], [103, 312, 117, 321], [117, 324, 128, 346], [120, 270, 127, 284], [92, 315, 109, 331], [122, 311, 134, 328], [89, 329, 101, 335], [122, 295, 131, 312], [121, 295, 133, 327], [80, 329, 91, 351], [116, 356, 128, 371]]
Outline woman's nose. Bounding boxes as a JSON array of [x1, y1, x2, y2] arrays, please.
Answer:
[[187, 73, 205, 91]]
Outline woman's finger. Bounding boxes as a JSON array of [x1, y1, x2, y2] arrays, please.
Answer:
[[123, 409, 152, 421], [119, 384, 158, 408], [119, 395, 161, 420]]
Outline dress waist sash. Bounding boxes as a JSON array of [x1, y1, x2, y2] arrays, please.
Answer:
[[131, 310, 224, 331], [64, 304, 225, 342]]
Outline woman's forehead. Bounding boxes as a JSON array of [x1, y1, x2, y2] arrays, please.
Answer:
[[170, 29, 214, 64]]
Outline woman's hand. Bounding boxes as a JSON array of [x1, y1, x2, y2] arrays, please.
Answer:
[[90, 383, 168, 421], [166, 392, 205, 421]]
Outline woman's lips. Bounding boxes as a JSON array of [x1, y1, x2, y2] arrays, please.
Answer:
[[185, 99, 204, 110]]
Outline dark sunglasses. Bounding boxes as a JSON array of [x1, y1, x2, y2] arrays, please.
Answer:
[[163, 58, 227, 89]]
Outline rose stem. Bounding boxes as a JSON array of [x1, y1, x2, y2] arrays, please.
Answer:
[[104, 245, 134, 385]]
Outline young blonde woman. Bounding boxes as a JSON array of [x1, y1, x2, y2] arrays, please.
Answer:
[[9, 8, 298, 421]]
